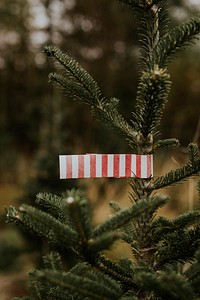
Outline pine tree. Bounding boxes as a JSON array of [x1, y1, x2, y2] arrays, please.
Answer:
[[6, 0, 200, 299]]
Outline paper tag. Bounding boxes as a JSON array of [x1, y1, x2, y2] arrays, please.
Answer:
[[59, 154, 153, 179]]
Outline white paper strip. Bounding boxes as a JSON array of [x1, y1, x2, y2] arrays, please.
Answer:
[[59, 154, 153, 179]]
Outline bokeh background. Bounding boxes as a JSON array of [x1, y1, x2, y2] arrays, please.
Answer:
[[0, 0, 200, 298]]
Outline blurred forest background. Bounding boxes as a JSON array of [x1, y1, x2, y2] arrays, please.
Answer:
[[0, 0, 200, 298]]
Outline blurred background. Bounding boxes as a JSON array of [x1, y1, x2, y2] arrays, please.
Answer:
[[0, 0, 200, 298]]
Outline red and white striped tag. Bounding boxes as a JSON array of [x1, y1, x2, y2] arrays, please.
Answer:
[[59, 154, 153, 179]]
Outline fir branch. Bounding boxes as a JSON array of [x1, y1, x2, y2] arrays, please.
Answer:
[[153, 138, 180, 151], [138, 4, 160, 71], [153, 158, 200, 190], [92, 97, 138, 147], [43, 251, 63, 271], [135, 270, 195, 300], [29, 269, 78, 300], [29, 269, 47, 300], [77, 266, 122, 296], [118, 1, 168, 72], [44, 45, 102, 104], [172, 210, 200, 228], [153, 15, 200, 68], [96, 254, 136, 286], [151, 216, 172, 242], [185, 250, 200, 287], [187, 143, 199, 167], [91, 197, 158, 238], [48, 73, 95, 105], [69, 262, 91, 276], [145, 193, 170, 216], [132, 66, 171, 138], [37, 269, 122, 300], [152, 210, 200, 243], [128, 177, 152, 200], [155, 226, 200, 268], [109, 202, 137, 244], [35, 192, 72, 226], [157, 1, 169, 38], [44, 46, 138, 147], [66, 193, 92, 244], [6, 205, 79, 250]]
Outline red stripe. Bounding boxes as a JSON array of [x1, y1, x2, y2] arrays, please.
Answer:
[[102, 154, 108, 177], [114, 154, 120, 177], [125, 154, 131, 177], [90, 154, 96, 177], [66, 156, 72, 178], [136, 155, 141, 178], [78, 155, 84, 178], [147, 155, 152, 177]]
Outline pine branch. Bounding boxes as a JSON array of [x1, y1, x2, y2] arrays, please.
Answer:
[[153, 15, 200, 68], [43, 251, 63, 271], [92, 97, 138, 148], [135, 269, 195, 300], [132, 66, 171, 139], [44, 46, 138, 148], [185, 249, 200, 286], [138, 4, 160, 71], [37, 269, 122, 300], [153, 158, 200, 190], [118, 1, 168, 72], [91, 197, 156, 238], [172, 210, 200, 228], [65, 191, 92, 243], [95, 254, 136, 286], [187, 143, 200, 167], [29, 269, 77, 300], [35, 192, 72, 226], [152, 210, 200, 246], [154, 226, 200, 268], [5, 205, 79, 250], [153, 138, 180, 151], [43, 45, 102, 104], [28, 269, 46, 300], [48, 72, 95, 105], [157, 2, 169, 39]]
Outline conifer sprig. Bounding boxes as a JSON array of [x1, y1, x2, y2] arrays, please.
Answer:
[[43, 251, 63, 271], [35, 192, 72, 225], [153, 138, 180, 151], [135, 269, 194, 300], [153, 15, 200, 68], [91, 196, 163, 238], [153, 144, 200, 190], [132, 66, 171, 138], [44, 45, 138, 148], [154, 226, 200, 267], [37, 268, 122, 300], [43, 45, 102, 103], [6, 205, 79, 249]]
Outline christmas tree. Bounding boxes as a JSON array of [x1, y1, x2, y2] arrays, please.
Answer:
[[6, 0, 200, 299]]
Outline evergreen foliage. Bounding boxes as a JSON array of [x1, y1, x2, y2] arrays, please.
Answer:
[[7, 0, 200, 299]]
